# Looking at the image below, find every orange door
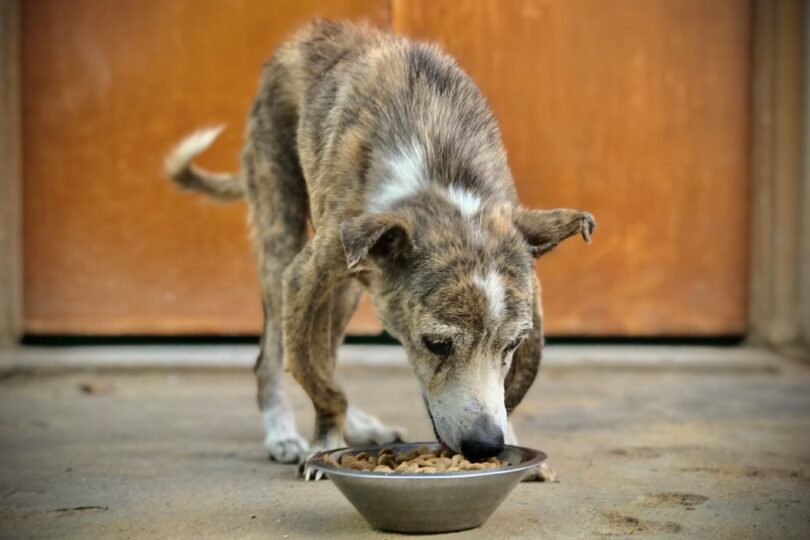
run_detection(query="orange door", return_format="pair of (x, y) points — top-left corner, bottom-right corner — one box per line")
(394, 0), (751, 336)
(22, 0), (388, 335)
(23, 0), (751, 336)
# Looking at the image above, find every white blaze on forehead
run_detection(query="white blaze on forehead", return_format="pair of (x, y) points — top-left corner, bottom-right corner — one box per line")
(474, 270), (507, 321)
(365, 141), (428, 213)
(446, 185), (481, 216)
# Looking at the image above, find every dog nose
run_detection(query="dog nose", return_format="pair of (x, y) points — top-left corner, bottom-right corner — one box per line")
(460, 431), (505, 461)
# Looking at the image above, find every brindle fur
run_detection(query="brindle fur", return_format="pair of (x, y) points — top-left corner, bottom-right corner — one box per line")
(166, 20), (595, 479)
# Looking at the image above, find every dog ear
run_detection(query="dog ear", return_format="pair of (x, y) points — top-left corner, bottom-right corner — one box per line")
(339, 212), (414, 270)
(513, 207), (596, 258)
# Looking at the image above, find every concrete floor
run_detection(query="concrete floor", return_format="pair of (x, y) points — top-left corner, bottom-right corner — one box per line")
(1, 356), (809, 539)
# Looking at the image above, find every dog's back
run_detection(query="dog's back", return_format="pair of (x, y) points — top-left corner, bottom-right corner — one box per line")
(266, 20), (516, 225)
(167, 20), (515, 224)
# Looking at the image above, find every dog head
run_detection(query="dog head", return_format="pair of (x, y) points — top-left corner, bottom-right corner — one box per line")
(340, 190), (593, 459)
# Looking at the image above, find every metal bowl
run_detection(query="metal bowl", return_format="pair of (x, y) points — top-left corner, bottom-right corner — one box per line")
(310, 442), (547, 534)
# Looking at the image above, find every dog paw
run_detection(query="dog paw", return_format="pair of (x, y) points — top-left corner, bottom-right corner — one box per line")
(522, 462), (557, 482)
(580, 212), (596, 243)
(266, 436), (309, 464)
(298, 431), (347, 481)
(300, 452), (328, 482)
(345, 406), (407, 446)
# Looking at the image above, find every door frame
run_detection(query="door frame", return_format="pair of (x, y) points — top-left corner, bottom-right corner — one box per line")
(0, 0), (22, 346)
(1, 0), (808, 356)
(748, 0), (809, 358)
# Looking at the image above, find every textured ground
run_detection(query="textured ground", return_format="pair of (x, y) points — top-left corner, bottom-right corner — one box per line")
(1, 357), (809, 539)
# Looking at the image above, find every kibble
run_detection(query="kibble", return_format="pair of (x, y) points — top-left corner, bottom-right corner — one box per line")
(322, 445), (509, 473)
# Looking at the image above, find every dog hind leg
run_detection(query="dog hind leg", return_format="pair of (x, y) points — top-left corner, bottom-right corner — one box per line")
(345, 406), (406, 445)
(248, 58), (311, 464)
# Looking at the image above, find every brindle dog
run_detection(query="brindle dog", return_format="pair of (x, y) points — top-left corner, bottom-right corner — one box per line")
(166, 20), (594, 481)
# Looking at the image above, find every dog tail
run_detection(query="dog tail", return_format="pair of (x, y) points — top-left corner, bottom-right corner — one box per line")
(165, 126), (244, 201)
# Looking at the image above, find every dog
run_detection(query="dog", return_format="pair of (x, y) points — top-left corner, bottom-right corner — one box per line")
(166, 20), (594, 480)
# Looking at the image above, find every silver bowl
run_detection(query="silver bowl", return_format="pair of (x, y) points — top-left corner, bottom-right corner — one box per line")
(310, 442), (547, 534)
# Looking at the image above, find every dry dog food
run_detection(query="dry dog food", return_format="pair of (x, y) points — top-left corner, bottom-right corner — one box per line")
(322, 445), (510, 473)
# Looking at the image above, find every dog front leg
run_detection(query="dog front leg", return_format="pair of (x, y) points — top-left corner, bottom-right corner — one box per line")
(282, 239), (349, 471)
(330, 279), (406, 445)
(308, 294), (349, 450)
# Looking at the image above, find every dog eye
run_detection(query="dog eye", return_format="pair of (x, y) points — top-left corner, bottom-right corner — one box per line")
(422, 336), (453, 357)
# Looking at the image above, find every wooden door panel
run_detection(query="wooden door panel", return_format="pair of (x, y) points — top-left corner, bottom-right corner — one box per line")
(23, 0), (751, 336)
(22, 0), (386, 335)
(394, 0), (751, 335)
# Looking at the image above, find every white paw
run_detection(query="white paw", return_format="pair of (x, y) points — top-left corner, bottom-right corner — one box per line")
(505, 421), (555, 481)
(345, 406), (406, 446)
(266, 436), (309, 464)
(262, 406), (309, 464)
(522, 462), (557, 482)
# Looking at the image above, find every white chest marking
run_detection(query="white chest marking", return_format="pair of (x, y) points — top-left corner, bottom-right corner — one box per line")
(365, 141), (428, 213)
(474, 270), (507, 321)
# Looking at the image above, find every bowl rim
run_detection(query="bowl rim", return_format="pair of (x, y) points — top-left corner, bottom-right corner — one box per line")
(309, 441), (547, 480)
